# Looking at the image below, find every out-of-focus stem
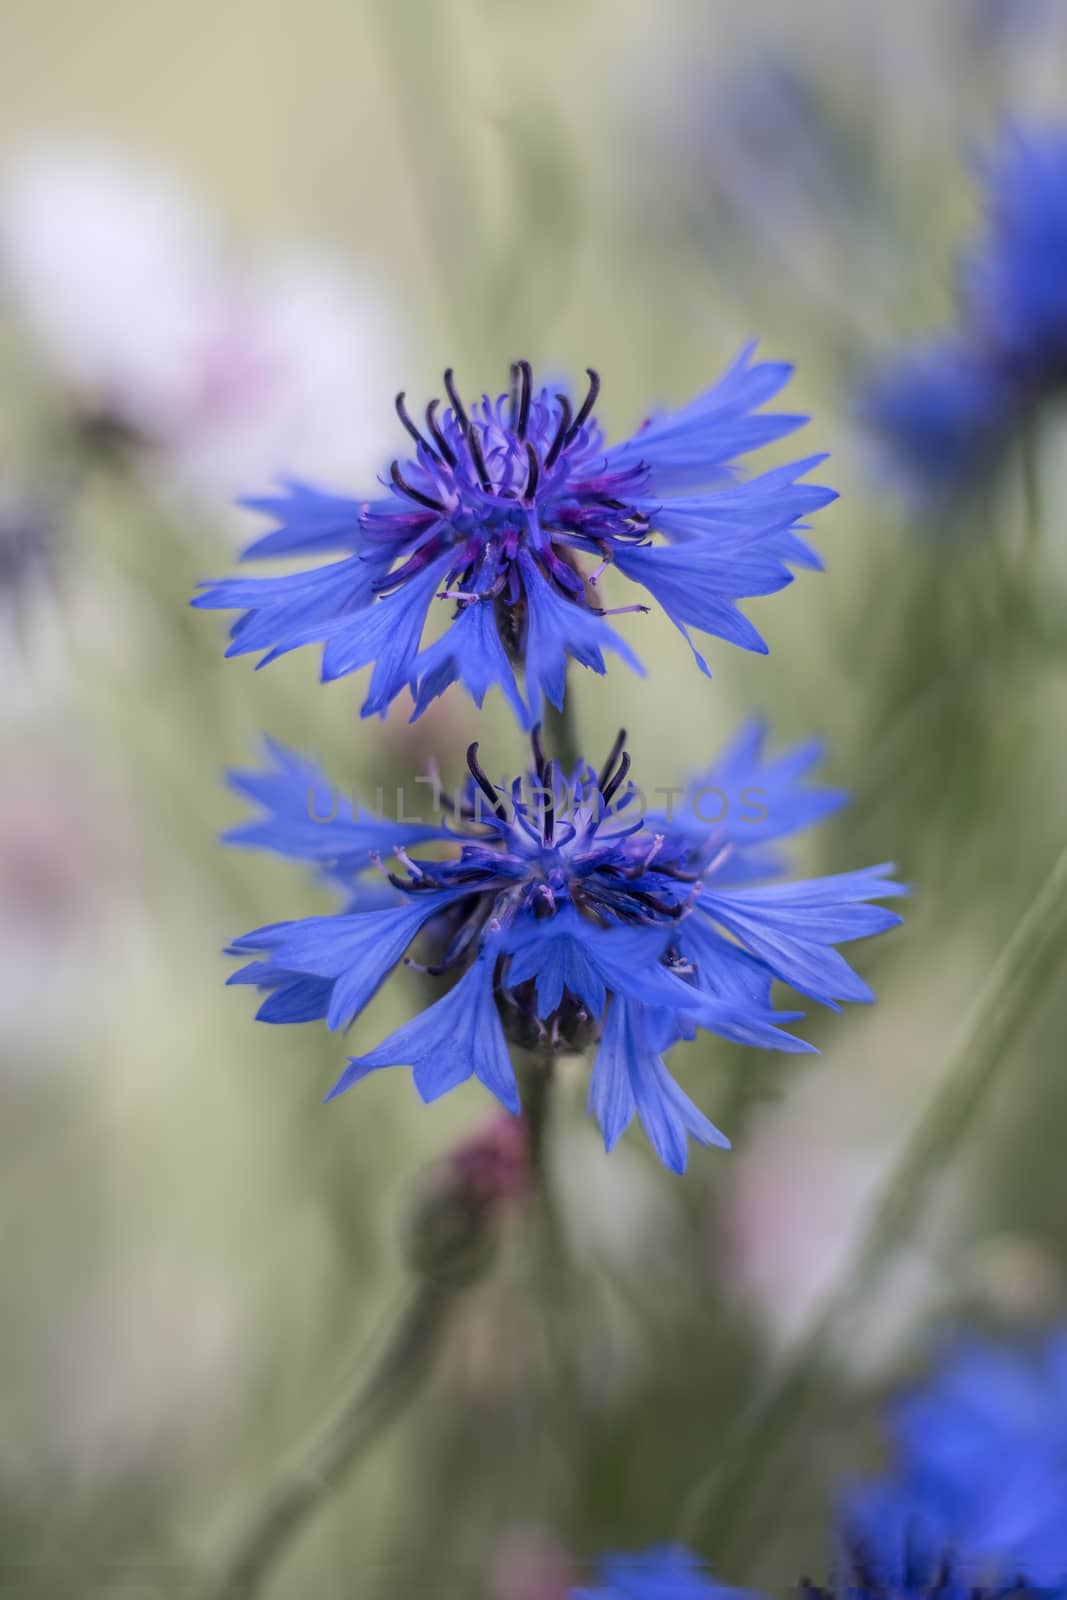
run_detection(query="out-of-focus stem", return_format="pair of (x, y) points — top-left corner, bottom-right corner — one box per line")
(202, 1281), (452, 1599)
(682, 839), (1067, 1569)
(544, 694), (582, 777)
(1021, 415), (1042, 560)
(520, 1049), (556, 1185)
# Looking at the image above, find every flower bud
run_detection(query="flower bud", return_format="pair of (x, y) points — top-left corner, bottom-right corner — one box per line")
(405, 1113), (529, 1288)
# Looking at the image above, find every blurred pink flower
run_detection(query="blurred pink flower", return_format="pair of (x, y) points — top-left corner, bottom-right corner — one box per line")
(723, 1130), (937, 1368)
(724, 1138), (879, 1348)
(0, 757), (126, 1055)
(490, 1528), (573, 1600)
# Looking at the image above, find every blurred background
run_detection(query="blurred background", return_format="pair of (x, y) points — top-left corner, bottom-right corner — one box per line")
(3, 0), (1067, 1593)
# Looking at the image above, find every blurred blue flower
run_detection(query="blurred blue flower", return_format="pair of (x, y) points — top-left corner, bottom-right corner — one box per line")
(861, 123), (1067, 508)
(962, 124), (1067, 388)
(572, 1545), (738, 1598)
(964, 0), (1062, 47)
(829, 1482), (1035, 1600)
(223, 720), (903, 1173)
(193, 353), (834, 726)
(0, 487), (58, 610)
(857, 338), (1014, 505)
(873, 1331), (1067, 1587)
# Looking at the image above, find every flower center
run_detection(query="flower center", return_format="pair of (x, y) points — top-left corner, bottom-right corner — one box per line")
(364, 363), (655, 622)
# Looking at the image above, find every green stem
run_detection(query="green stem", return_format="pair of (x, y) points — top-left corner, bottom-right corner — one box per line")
(680, 839), (1067, 1569)
(544, 694), (582, 776)
(517, 1046), (572, 1338)
(202, 1282), (452, 1599)
(520, 1049), (556, 1187)
(1021, 415), (1042, 562)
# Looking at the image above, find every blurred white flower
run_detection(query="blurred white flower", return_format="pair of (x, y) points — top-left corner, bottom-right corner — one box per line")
(1, 146), (397, 511)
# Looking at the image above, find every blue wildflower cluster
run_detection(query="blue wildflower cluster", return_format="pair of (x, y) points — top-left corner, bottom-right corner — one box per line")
(191, 344), (907, 1174)
(579, 1329), (1067, 1597)
(861, 123), (1067, 503)
(194, 351), (834, 725)
(224, 721), (903, 1173)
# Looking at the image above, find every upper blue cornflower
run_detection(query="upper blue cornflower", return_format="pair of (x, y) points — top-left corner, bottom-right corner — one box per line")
(864, 1331), (1067, 1588)
(193, 353), (835, 726)
(572, 1545), (740, 1598)
(222, 719), (903, 1173)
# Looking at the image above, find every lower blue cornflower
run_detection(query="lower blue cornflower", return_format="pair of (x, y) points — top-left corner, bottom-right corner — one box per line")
(862, 1331), (1067, 1588)
(573, 1476), (1055, 1600)
(825, 1484), (1045, 1600)
(223, 720), (904, 1173)
(574, 1330), (1067, 1599)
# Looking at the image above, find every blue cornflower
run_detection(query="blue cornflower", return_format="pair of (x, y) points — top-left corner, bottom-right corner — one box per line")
(222, 720), (903, 1173)
(822, 1484), (1040, 1600)
(860, 123), (1067, 505)
(0, 487), (57, 611)
(572, 1545), (740, 1599)
(870, 1331), (1067, 1587)
(857, 339), (1014, 506)
(962, 125), (1067, 388)
(193, 353), (835, 726)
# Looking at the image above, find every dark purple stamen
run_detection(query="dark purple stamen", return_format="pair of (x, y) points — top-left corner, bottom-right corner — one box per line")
(389, 460), (446, 512)
(508, 362), (521, 430)
(425, 398), (458, 467)
(468, 422), (494, 494)
(395, 392), (438, 462)
(597, 729), (628, 794)
(567, 367), (601, 443)
(600, 750), (631, 809)
(515, 360), (533, 441)
(544, 394), (573, 470)
(524, 441), (540, 501)
(541, 760), (558, 845)
(443, 368), (469, 433)
(443, 368), (493, 492)
(466, 741), (509, 823)
(530, 722), (548, 782)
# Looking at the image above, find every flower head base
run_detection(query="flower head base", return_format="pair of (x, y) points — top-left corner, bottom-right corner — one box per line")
(223, 720), (903, 1173)
(194, 351), (835, 725)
